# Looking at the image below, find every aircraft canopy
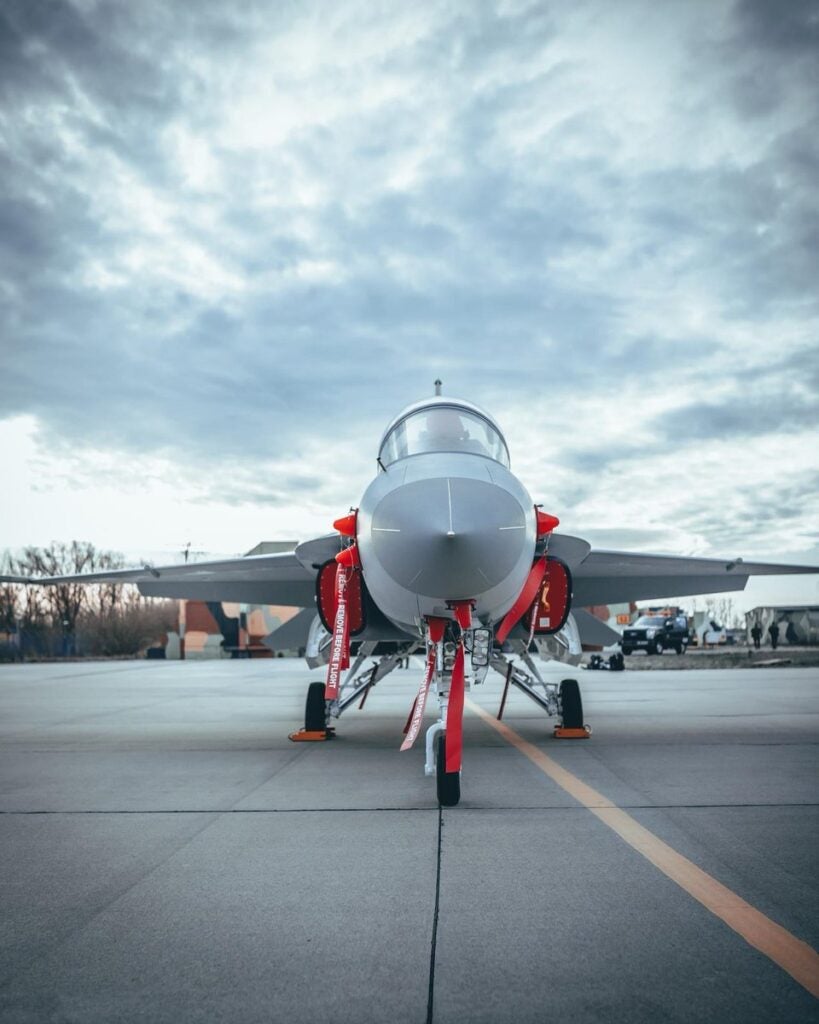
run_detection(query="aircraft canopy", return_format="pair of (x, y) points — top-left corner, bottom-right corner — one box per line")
(378, 402), (510, 468)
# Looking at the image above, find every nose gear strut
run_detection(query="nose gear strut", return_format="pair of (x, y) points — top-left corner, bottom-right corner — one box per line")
(400, 602), (475, 805)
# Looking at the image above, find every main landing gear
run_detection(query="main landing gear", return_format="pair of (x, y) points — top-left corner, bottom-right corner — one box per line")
(492, 643), (590, 738)
(290, 640), (416, 742)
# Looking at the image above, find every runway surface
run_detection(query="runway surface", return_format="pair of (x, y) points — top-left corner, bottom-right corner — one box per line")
(1, 659), (817, 1023)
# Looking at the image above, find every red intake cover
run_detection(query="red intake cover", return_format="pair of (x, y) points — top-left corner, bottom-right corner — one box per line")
(316, 560), (366, 635)
(529, 556), (572, 635)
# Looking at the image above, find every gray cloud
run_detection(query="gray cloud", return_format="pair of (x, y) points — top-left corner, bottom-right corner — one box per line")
(734, 0), (819, 56)
(672, 471), (819, 555)
(655, 392), (819, 442)
(0, 0), (817, 561)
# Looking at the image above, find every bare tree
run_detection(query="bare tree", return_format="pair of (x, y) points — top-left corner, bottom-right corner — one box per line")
(19, 541), (97, 652)
(3, 543), (173, 659)
(1, 550), (51, 656)
(92, 550), (126, 616)
(703, 596), (742, 630)
(78, 595), (177, 656)
(0, 552), (18, 633)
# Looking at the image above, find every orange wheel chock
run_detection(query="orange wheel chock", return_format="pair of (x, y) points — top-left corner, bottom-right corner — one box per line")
(553, 725), (592, 739)
(288, 729), (332, 742)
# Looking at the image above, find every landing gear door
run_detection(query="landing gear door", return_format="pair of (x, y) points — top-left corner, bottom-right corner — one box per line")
(315, 560), (367, 636)
(530, 557), (572, 635)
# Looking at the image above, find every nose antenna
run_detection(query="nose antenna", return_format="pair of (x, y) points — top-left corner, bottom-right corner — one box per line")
(434, 379), (442, 396)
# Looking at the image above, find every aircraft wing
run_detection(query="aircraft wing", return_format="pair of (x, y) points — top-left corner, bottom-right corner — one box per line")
(4, 529), (815, 613)
(571, 544), (817, 606)
(0, 550), (318, 607)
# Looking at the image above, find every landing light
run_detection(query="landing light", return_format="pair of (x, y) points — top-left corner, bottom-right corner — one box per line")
(470, 628), (491, 668)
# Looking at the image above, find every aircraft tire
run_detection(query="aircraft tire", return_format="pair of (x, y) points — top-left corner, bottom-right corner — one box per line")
(436, 732), (460, 807)
(305, 681), (327, 731)
(559, 678), (583, 729)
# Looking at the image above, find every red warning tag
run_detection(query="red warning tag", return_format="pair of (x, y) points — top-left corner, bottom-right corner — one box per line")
(400, 617), (446, 751)
(400, 646), (436, 751)
(495, 556), (547, 644)
(324, 564), (350, 701)
(445, 642), (465, 774)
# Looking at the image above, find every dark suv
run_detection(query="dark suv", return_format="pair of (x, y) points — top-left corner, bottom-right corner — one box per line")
(621, 615), (689, 656)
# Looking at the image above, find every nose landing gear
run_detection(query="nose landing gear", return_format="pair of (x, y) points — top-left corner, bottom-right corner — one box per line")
(423, 718), (461, 806)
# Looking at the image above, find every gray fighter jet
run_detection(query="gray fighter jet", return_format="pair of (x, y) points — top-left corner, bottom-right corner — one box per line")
(5, 386), (816, 805)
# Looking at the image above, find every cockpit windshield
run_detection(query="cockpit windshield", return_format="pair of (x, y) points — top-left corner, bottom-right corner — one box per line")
(379, 405), (510, 468)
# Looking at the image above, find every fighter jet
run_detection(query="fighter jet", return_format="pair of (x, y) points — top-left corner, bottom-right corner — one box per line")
(5, 385), (817, 806)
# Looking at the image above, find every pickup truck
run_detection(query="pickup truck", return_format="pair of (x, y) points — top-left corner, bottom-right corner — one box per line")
(621, 614), (690, 656)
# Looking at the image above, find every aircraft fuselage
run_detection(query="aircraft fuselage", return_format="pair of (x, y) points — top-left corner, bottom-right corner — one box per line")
(355, 398), (537, 635)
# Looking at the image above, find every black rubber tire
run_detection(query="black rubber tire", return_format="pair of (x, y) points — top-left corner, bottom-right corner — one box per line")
(675, 643), (684, 655)
(622, 646), (632, 656)
(305, 681), (327, 731)
(654, 640), (664, 655)
(436, 732), (460, 807)
(559, 678), (583, 728)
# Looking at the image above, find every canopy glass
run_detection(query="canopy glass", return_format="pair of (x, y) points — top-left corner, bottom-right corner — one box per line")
(379, 404), (510, 468)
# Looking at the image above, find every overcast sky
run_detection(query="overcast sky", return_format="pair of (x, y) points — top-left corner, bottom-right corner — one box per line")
(1, 0), (817, 612)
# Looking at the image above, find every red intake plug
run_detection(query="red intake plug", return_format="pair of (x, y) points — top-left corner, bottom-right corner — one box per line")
(536, 510), (560, 536)
(335, 544), (360, 568)
(333, 511), (358, 537)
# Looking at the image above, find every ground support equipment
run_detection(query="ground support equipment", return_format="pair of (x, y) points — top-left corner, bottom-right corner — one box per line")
(288, 728), (335, 742)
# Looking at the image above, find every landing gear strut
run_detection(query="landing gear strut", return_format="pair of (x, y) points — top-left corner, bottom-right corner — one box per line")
(293, 640), (418, 743)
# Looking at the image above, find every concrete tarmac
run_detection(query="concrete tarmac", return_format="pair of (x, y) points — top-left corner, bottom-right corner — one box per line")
(1, 659), (817, 1023)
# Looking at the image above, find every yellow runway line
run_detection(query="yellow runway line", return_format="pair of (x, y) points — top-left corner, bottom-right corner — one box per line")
(466, 697), (819, 1000)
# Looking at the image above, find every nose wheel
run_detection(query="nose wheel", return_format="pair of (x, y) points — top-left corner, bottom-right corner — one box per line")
(436, 732), (461, 807)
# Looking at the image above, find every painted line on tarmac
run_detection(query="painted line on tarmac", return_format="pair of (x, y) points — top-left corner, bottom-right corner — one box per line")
(465, 697), (819, 1000)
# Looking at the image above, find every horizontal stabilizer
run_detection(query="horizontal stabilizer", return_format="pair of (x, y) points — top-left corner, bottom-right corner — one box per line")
(572, 609), (623, 647)
(262, 608), (316, 652)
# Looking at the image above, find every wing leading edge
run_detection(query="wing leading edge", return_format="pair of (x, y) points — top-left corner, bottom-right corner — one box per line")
(3, 532), (816, 611)
(570, 543), (818, 606)
(0, 550), (318, 607)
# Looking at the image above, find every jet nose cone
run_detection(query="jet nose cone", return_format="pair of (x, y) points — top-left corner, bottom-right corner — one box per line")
(368, 477), (530, 599)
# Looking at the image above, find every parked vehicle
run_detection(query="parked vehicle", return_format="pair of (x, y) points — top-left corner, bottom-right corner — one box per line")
(621, 614), (690, 655)
(699, 620), (727, 646)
